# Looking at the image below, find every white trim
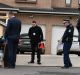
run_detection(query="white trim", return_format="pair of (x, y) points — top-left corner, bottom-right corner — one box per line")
(19, 10), (79, 15)
(0, 8), (19, 11)
(66, 0), (71, 5)
(6, 12), (9, 26)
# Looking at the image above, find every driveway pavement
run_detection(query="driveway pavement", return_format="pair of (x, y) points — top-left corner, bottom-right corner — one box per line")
(16, 54), (80, 67)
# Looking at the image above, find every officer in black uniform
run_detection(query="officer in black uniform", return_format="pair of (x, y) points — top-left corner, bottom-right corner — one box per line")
(76, 18), (80, 45)
(61, 19), (74, 68)
(28, 21), (43, 64)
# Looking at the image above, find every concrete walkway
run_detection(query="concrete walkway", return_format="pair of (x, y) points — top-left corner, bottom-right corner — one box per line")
(16, 54), (80, 67)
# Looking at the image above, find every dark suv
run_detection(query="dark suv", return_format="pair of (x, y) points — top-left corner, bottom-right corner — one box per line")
(17, 33), (45, 54)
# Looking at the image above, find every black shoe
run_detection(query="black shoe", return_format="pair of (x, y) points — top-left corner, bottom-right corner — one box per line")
(37, 62), (41, 65)
(7, 66), (15, 69)
(28, 61), (34, 64)
(4, 65), (9, 68)
(4, 66), (9, 69)
(61, 66), (69, 69)
(69, 65), (72, 67)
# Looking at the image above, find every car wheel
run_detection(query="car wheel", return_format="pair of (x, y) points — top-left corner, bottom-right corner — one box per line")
(20, 51), (24, 54)
(57, 52), (62, 55)
(17, 51), (19, 54)
(41, 49), (45, 54)
(17, 49), (20, 54)
(78, 52), (80, 56)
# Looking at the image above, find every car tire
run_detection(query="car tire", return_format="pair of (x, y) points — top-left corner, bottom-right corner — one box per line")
(17, 49), (20, 54)
(78, 52), (80, 56)
(20, 51), (24, 54)
(41, 49), (45, 54)
(17, 51), (19, 54)
(57, 52), (62, 55)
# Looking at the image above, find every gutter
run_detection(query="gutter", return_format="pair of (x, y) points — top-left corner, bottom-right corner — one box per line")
(0, 8), (19, 11)
(0, 7), (79, 15)
(19, 10), (79, 15)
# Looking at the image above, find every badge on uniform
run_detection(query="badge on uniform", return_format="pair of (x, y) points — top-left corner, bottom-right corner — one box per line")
(33, 33), (36, 36)
(68, 29), (71, 32)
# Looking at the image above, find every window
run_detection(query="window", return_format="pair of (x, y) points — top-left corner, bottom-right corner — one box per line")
(78, 0), (80, 5)
(66, 0), (72, 7)
(15, 0), (37, 3)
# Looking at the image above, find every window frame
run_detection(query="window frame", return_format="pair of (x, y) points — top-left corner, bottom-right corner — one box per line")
(65, 0), (72, 7)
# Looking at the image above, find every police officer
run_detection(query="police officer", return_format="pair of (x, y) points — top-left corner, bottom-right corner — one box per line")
(28, 21), (43, 64)
(61, 19), (74, 68)
(76, 18), (80, 46)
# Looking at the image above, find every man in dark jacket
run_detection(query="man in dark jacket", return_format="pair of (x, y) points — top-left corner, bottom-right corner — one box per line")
(4, 11), (21, 68)
(28, 21), (43, 64)
(77, 18), (80, 45)
(61, 19), (74, 69)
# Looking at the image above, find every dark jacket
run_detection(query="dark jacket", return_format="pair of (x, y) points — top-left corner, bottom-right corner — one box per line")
(4, 17), (21, 40)
(76, 18), (80, 41)
(76, 18), (80, 30)
(62, 24), (74, 43)
(28, 25), (43, 44)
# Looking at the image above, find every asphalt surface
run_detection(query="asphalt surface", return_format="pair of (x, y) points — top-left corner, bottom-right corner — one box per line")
(0, 66), (80, 75)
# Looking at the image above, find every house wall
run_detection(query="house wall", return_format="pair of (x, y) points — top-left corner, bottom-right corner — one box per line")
(0, 25), (4, 37)
(0, 0), (79, 8)
(0, 0), (51, 8)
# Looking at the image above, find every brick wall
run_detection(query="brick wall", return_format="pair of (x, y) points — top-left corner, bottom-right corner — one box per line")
(0, 0), (51, 8)
(0, 0), (79, 8)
